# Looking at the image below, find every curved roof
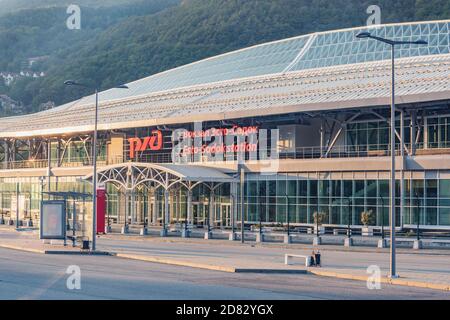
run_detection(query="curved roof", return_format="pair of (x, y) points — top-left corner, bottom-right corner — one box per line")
(1, 20), (449, 138)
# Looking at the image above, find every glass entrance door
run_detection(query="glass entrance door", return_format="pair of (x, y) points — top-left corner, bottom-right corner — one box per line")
(220, 204), (231, 227)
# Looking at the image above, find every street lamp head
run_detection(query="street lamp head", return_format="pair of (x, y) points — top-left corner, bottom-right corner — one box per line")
(356, 32), (371, 39)
(414, 40), (428, 45)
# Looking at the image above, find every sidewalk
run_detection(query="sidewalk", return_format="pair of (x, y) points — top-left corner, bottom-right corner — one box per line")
(1, 226), (450, 291)
(0, 226), (109, 255)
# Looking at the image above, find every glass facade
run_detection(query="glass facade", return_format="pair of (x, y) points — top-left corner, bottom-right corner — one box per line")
(241, 176), (450, 227)
(428, 116), (450, 149)
(345, 115), (450, 152)
(1, 174), (450, 228)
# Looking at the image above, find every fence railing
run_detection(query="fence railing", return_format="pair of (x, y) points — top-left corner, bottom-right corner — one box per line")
(2, 144), (450, 169)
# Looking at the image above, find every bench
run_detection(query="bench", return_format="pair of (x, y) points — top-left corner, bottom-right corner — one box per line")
(284, 254), (311, 267)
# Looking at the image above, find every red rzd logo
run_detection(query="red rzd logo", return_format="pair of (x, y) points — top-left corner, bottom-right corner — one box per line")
(128, 130), (163, 159)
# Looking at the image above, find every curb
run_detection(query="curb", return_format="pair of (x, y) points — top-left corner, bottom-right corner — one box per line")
(115, 253), (307, 274)
(45, 250), (113, 255)
(0, 244), (113, 256)
(0, 244), (44, 254)
(116, 253), (237, 272)
(309, 269), (450, 291)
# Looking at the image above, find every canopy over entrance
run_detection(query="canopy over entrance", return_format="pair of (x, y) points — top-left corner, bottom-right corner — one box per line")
(82, 162), (237, 191)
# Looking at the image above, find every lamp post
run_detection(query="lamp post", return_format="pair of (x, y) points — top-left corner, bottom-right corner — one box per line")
(347, 198), (352, 239)
(380, 195), (385, 241)
(64, 81), (128, 251)
(285, 194), (290, 237)
(356, 32), (427, 278)
(415, 192), (421, 241)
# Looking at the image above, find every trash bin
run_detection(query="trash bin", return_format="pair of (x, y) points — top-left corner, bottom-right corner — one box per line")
(82, 240), (90, 250)
(314, 253), (321, 267)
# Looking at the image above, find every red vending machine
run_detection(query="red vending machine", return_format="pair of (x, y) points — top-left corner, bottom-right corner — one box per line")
(96, 185), (107, 234)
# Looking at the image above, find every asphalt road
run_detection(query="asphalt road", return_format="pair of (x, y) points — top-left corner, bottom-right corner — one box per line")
(0, 248), (448, 300)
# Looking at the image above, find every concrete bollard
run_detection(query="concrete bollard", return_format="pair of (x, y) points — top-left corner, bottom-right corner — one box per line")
(181, 229), (190, 238)
(378, 239), (388, 248)
(255, 232), (264, 243)
(160, 228), (168, 237)
(25, 220), (33, 227)
(139, 228), (148, 236)
(228, 232), (236, 241)
(121, 225), (129, 234)
(344, 237), (353, 247)
(204, 231), (213, 240)
(313, 236), (322, 246)
(413, 239), (423, 250)
(284, 234), (292, 244)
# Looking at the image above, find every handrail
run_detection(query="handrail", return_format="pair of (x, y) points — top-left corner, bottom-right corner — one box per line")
(2, 144), (450, 169)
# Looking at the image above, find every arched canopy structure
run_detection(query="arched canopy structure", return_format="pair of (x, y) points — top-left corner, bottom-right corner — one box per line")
(82, 162), (236, 191)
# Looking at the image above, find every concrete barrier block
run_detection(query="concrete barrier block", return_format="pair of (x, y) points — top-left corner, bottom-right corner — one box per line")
(139, 228), (148, 236)
(344, 237), (353, 247)
(413, 239), (423, 250)
(204, 231), (213, 240)
(255, 233), (264, 243)
(160, 228), (168, 237)
(378, 239), (388, 248)
(313, 236), (322, 246)
(182, 229), (191, 238)
(228, 232), (236, 241)
(284, 234), (292, 244)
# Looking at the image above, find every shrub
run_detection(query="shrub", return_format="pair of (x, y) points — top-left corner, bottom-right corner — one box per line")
(361, 210), (375, 226)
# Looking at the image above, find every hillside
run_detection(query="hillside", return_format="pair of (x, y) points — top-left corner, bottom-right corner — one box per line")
(0, 0), (147, 15)
(0, 0), (449, 116)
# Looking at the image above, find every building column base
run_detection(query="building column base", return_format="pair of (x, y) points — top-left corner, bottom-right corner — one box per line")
(344, 238), (353, 247)
(413, 239), (423, 250)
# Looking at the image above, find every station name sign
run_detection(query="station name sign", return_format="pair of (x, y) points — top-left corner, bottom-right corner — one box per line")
(127, 126), (261, 160)
(179, 126), (259, 156)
